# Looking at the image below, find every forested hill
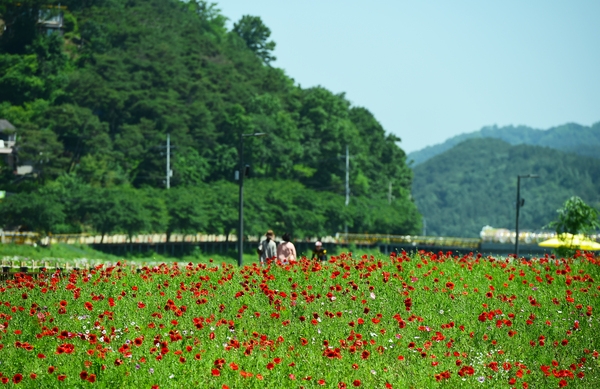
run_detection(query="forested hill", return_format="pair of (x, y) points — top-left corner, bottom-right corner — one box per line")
(408, 122), (600, 166)
(412, 138), (600, 238)
(0, 0), (421, 238)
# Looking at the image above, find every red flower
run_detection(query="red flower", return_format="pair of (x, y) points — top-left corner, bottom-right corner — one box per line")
(48, 366), (55, 374)
(29, 373), (37, 380)
(353, 380), (361, 386)
(88, 374), (96, 383)
(84, 302), (93, 311)
(80, 371), (88, 380)
(211, 369), (220, 376)
(12, 374), (23, 384)
(58, 375), (67, 381)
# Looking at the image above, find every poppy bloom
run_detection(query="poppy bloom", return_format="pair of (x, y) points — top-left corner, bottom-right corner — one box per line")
(84, 302), (93, 311)
(58, 375), (67, 381)
(211, 369), (220, 376)
(353, 380), (361, 386)
(13, 374), (23, 384)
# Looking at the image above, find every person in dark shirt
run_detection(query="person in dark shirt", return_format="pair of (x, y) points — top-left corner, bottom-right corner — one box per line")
(311, 241), (327, 262)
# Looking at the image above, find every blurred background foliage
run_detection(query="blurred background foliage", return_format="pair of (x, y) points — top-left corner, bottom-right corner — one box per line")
(0, 0), (420, 238)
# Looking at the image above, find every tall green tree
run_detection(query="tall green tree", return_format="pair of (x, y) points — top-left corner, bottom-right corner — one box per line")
(232, 15), (276, 64)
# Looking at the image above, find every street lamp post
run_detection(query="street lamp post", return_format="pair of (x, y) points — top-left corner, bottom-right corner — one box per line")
(515, 174), (539, 258)
(238, 132), (267, 267)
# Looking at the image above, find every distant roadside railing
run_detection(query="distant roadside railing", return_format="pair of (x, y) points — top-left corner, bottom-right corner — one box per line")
(0, 257), (168, 281)
(335, 233), (481, 249)
(1, 230), (598, 248)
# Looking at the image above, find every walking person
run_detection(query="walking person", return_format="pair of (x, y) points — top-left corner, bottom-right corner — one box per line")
(257, 230), (277, 266)
(277, 232), (296, 264)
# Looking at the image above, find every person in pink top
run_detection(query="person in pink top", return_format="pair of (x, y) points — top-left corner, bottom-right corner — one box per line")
(277, 232), (296, 264)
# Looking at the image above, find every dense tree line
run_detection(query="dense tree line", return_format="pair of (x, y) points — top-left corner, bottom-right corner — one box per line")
(412, 138), (600, 237)
(0, 175), (420, 239)
(0, 0), (421, 237)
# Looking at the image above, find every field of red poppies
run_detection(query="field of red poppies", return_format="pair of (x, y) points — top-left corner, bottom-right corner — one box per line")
(0, 250), (598, 388)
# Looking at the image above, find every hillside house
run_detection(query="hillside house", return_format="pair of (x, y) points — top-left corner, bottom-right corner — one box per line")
(0, 119), (33, 175)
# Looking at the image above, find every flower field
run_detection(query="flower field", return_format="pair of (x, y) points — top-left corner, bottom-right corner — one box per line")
(0, 251), (599, 388)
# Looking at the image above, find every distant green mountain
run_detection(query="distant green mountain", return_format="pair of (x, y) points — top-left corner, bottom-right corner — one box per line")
(408, 122), (600, 166)
(411, 138), (600, 238)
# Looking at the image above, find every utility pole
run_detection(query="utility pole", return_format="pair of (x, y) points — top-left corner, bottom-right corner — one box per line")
(166, 133), (171, 189)
(345, 145), (350, 206)
(514, 174), (539, 258)
(388, 181), (392, 204)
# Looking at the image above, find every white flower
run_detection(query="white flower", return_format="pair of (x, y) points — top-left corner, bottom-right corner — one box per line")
(439, 310), (444, 315)
(370, 292), (376, 299)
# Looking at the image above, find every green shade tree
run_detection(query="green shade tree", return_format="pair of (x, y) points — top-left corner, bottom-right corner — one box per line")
(547, 196), (600, 235)
(0, 192), (65, 237)
(546, 196), (600, 257)
(163, 186), (208, 241)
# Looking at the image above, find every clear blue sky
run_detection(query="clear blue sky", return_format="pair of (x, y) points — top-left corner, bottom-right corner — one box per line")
(213, 0), (600, 153)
